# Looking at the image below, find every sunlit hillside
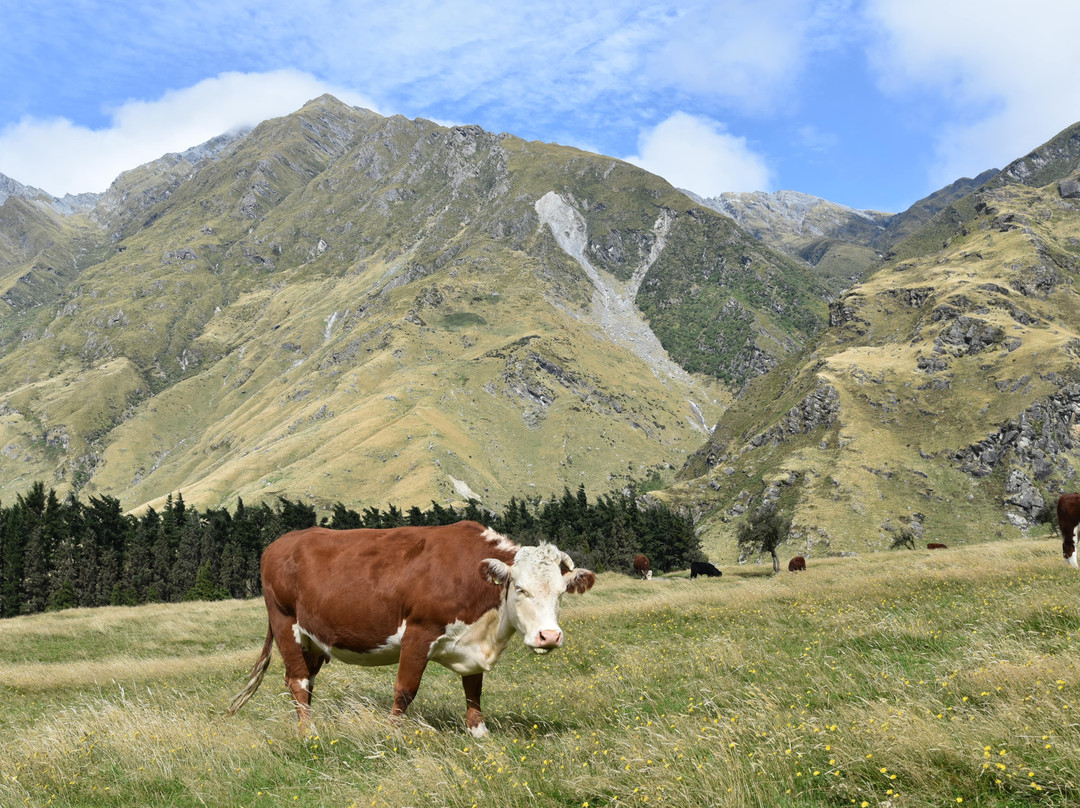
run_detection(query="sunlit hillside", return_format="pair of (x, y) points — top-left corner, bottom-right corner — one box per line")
(671, 122), (1080, 563)
(0, 96), (832, 514)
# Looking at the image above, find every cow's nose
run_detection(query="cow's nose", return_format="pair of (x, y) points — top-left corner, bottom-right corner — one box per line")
(536, 629), (563, 648)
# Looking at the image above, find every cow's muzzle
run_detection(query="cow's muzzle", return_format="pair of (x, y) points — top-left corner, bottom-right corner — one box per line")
(530, 629), (563, 653)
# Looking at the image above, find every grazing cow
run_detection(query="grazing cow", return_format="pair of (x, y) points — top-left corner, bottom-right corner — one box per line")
(690, 561), (722, 578)
(926, 543), (948, 550)
(1058, 493), (1080, 568)
(788, 556), (806, 572)
(633, 554), (652, 580)
(227, 521), (595, 737)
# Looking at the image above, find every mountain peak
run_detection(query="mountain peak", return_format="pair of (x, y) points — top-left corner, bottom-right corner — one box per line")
(0, 171), (99, 215)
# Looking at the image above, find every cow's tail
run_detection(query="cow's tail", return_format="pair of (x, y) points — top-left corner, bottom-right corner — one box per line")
(226, 624), (275, 716)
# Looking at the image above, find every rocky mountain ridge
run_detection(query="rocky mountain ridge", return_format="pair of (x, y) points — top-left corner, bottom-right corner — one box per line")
(0, 172), (99, 216)
(702, 171), (997, 296)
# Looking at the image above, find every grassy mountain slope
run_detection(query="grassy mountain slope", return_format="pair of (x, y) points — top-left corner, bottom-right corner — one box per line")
(0, 96), (829, 513)
(670, 124), (1080, 563)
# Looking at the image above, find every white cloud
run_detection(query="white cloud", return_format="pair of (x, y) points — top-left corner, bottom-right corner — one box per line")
(865, 0), (1080, 185)
(623, 112), (774, 197)
(0, 70), (376, 195)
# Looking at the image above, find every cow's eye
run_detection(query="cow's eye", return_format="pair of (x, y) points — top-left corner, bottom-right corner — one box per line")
(515, 585), (530, 597)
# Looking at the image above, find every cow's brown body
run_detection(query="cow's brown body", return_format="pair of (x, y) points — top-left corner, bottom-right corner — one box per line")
(227, 521), (593, 736)
(926, 543), (947, 550)
(788, 556), (806, 572)
(1058, 494), (1080, 568)
(633, 554), (651, 579)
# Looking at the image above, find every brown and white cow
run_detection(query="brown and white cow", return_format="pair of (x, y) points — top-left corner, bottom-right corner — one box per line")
(227, 521), (595, 736)
(787, 556), (806, 572)
(633, 554), (652, 580)
(1058, 494), (1080, 568)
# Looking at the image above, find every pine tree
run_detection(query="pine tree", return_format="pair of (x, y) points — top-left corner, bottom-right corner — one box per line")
(185, 562), (228, 601)
(20, 524), (49, 614)
(46, 578), (77, 611)
(170, 512), (203, 601)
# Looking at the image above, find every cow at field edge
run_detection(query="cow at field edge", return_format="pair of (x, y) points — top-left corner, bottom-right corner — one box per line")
(633, 554), (652, 580)
(226, 521), (595, 736)
(1058, 494), (1080, 568)
(690, 561), (722, 578)
(926, 543), (947, 550)
(788, 556), (806, 572)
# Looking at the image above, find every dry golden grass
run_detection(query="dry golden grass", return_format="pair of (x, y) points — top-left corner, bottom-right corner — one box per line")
(3, 537), (1079, 806)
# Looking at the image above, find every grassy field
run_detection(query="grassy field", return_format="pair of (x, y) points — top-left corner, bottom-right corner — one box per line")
(2, 537), (1078, 807)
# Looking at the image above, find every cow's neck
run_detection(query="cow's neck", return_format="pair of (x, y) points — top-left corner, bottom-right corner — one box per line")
(429, 588), (515, 675)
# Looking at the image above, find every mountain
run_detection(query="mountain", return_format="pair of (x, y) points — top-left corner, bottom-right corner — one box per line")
(0, 172), (100, 216)
(0, 95), (830, 514)
(669, 121), (1080, 561)
(701, 171), (998, 296)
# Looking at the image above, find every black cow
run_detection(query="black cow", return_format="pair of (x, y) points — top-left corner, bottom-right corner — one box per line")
(690, 561), (722, 579)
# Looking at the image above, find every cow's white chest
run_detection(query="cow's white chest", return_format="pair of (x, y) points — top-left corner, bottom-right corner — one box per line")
(428, 609), (507, 675)
(293, 621), (405, 666)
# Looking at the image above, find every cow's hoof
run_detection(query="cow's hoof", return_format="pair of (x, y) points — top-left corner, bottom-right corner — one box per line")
(467, 722), (489, 738)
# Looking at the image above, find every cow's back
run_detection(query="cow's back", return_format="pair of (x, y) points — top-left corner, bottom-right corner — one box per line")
(261, 521), (516, 652)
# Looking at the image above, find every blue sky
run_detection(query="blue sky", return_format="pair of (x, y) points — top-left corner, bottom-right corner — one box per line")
(2, 0), (1079, 213)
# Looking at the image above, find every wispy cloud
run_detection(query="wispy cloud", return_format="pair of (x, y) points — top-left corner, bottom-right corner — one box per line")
(865, 0), (1080, 185)
(0, 2), (828, 195)
(7, 1), (1074, 209)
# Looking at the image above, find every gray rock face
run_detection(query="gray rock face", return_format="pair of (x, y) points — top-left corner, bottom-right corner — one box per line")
(748, 380), (841, 448)
(955, 383), (1080, 521)
(933, 316), (1002, 356)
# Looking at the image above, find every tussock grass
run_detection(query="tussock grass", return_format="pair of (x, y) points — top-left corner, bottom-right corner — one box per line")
(3, 538), (1079, 806)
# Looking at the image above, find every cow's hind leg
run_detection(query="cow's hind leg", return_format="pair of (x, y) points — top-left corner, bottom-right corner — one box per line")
(271, 615), (326, 734)
(462, 673), (488, 737)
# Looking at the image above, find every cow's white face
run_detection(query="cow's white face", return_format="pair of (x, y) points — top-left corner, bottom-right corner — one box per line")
(482, 544), (594, 653)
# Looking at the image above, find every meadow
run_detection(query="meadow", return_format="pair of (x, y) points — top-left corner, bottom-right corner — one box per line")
(1, 536), (1078, 807)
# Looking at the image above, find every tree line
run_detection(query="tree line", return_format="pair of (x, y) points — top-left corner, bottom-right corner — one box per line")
(0, 482), (701, 617)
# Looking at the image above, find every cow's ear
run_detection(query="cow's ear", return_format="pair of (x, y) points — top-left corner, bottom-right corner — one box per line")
(557, 551), (575, 573)
(480, 558), (511, 586)
(563, 568), (595, 594)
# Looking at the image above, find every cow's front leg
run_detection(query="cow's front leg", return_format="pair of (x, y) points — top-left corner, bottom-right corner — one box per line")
(462, 672), (487, 737)
(392, 625), (437, 717)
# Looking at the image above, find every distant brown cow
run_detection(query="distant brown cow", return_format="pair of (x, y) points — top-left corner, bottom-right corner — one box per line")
(1058, 494), (1080, 568)
(633, 554), (652, 580)
(227, 520), (595, 736)
(926, 543), (947, 550)
(788, 556), (806, 572)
